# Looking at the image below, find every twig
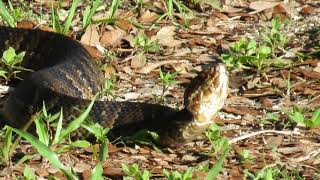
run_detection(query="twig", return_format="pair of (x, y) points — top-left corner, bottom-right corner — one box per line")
(229, 130), (301, 144)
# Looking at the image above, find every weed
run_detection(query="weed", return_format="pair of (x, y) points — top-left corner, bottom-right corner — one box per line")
(23, 166), (36, 180)
(243, 165), (304, 180)
(122, 163), (150, 180)
(134, 32), (160, 53)
(2, 96), (98, 178)
(204, 124), (230, 179)
(0, 0), (16, 27)
(158, 68), (179, 102)
(158, 0), (193, 23)
(163, 167), (193, 180)
(0, 127), (12, 166)
(262, 16), (289, 55)
(221, 37), (272, 71)
(82, 0), (102, 29)
(103, 75), (117, 100)
(51, 0), (79, 34)
(90, 163), (104, 180)
(82, 122), (110, 162)
(238, 149), (255, 163)
(221, 17), (291, 72)
(109, 0), (120, 19)
(205, 124), (229, 154)
(286, 107), (320, 128)
(0, 47), (31, 83)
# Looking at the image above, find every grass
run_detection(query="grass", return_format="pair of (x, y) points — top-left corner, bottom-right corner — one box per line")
(0, 0), (317, 179)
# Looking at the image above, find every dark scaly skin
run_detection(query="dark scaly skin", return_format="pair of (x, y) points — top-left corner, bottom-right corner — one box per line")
(0, 27), (229, 147)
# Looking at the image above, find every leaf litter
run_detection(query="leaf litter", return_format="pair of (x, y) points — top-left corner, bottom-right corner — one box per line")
(0, 0), (320, 179)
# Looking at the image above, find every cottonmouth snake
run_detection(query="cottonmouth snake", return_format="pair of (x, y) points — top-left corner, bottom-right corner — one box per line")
(0, 27), (228, 147)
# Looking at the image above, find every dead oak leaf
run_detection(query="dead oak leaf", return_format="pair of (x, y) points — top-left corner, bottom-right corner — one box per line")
(152, 26), (182, 47)
(80, 25), (100, 46)
(139, 10), (159, 23)
(100, 28), (125, 47)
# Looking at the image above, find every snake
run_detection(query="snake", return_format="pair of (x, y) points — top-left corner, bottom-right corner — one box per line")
(0, 26), (229, 147)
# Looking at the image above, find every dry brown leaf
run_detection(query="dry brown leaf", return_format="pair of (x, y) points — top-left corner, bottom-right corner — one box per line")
(131, 53), (147, 69)
(80, 25), (100, 46)
(139, 10), (159, 23)
(152, 26), (182, 47)
(266, 136), (283, 148)
(137, 60), (188, 74)
(115, 19), (133, 31)
(249, 1), (279, 12)
(100, 28), (125, 47)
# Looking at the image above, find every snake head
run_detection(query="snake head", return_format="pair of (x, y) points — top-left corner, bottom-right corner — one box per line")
(182, 63), (229, 141)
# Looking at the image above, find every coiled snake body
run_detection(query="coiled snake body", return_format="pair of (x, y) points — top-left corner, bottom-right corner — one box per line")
(0, 27), (228, 147)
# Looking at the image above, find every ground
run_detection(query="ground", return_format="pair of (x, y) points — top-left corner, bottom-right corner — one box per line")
(0, 0), (319, 179)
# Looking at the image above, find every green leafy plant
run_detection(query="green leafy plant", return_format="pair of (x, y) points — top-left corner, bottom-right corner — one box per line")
(0, 47), (31, 82)
(262, 16), (289, 54)
(103, 76), (117, 99)
(203, 124), (230, 179)
(124, 129), (161, 152)
(158, 68), (179, 102)
(205, 124), (229, 154)
(82, 0), (102, 29)
(2, 96), (98, 178)
(243, 165), (304, 180)
(134, 32), (160, 53)
(23, 166), (36, 180)
(82, 122), (110, 162)
(51, 0), (79, 34)
(238, 149), (255, 163)
(90, 163), (104, 180)
(286, 107), (320, 128)
(122, 163), (150, 180)
(163, 167), (193, 180)
(221, 37), (272, 71)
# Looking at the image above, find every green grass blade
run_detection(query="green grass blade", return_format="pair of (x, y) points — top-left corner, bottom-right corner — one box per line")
(57, 95), (97, 144)
(35, 117), (49, 146)
(62, 0), (79, 34)
(52, 109), (64, 145)
(2, 127), (12, 164)
(8, 126), (65, 169)
(205, 147), (230, 179)
(0, 0), (16, 27)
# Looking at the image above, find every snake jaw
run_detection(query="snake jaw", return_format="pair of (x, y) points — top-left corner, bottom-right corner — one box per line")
(182, 63), (229, 141)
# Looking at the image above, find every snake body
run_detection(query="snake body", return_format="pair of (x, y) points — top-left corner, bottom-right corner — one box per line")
(0, 27), (229, 147)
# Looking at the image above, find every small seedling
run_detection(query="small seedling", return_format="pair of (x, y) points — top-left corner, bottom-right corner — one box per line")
(0, 47), (31, 82)
(90, 163), (104, 180)
(23, 166), (36, 180)
(238, 149), (255, 163)
(221, 37), (272, 72)
(122, 163), (150, 180)
(286, 107), (320, 128)
(158, 68), (179, 102)
(262, 16), (289, 55)
(163, 167), (193, 180)
(103, 76), (117, 100)
(82, 122), (110, 162)
(134, 32), (160, 53)
(205, 124), (230, 154)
